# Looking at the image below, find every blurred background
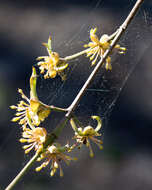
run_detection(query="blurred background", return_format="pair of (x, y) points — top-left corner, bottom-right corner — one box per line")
(0, 0), (152, 189)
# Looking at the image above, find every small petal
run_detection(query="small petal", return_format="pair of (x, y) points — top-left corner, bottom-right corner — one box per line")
(19, 138), (28, 143)
(10, 105), (17, 109)
(84, 27), (126, 69)
(54, 161), (59, 169)
(91, 116), (102, 132)
(11, 117), (21, 122)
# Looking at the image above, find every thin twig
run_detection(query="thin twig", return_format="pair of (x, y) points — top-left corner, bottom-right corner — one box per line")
(60, 49), (88, 61)
(66, 0), (144, 117)
(5, 153), (40, 190)
(50, 105), (68, 112)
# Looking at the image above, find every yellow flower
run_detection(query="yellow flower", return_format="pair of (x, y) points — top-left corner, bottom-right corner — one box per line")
(20, 126), (47, 154)
(84, 28), (126, 70)
(10, 67), (51, 129)
(37, 36), (68, 80)
(70, 116), (103, 157)
(35, 143), (77, 177)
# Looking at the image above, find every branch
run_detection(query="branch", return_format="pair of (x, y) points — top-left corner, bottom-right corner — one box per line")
(66, 0), (144, 117)
(5, 153), (40, 190)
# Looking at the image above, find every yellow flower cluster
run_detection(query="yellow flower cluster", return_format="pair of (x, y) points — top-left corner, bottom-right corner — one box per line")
(37, 37), (68, 80)
(10, 67), (51, 129)
(36, 143), (77, 177)
(70, 116), (103, 157)
(84, 28), (126, 70)
(36, 28), (126, 80)
(20, 126), (47, 154)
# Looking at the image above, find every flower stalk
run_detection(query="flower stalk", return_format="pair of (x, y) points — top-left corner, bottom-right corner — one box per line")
(5, 152), (40, 190)
(60, 49), (89, 61)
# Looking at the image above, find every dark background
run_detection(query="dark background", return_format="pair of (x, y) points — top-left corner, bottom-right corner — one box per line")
(0, 0), (152, 189)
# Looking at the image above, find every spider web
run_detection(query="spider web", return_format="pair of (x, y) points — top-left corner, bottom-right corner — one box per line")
(1, 0), (152, 188)
(36, 0), (152, 135)
(0, 0), (151, 154)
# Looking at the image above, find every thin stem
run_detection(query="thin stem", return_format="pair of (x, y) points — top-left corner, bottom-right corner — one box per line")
(42, 117), (69, 149)
(60, 49), (88, 61)
(108, 29), (119, 41)
(49, 105), (68, 112)
(70, 117), (80, 133)
(5, 152), (40, 190)
(53, 117), (70, 137)
(66, 0), (144, 117)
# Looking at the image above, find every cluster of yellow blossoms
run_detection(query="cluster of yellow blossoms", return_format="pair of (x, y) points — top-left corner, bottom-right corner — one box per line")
(11, 67), (103, 176)
(70, 116), (103, 157)
(20, 126), (47, 154)
(10, 67), (51, 130)
(37, 37), (68, 80)
(10, 27), (126, 177)
(84, 28), (126, 70)
(35, 27), (126, 80)
(36, 143), (77, 177)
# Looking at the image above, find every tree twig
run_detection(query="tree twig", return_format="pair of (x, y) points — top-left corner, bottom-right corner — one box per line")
(66, 0), (144, 117)
(5, 153), (40, 190)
